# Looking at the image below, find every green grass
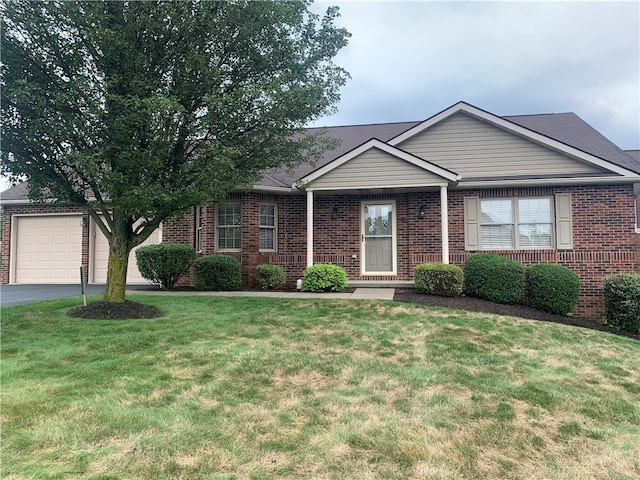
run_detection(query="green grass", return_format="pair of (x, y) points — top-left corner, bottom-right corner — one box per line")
(2, 295), (640, 479)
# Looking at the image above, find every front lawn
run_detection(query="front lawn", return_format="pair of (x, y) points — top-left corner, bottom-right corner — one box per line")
(2, 295), (639, 479)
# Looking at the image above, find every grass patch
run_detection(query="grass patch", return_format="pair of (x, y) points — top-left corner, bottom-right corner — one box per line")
(2, 295), (639, 479)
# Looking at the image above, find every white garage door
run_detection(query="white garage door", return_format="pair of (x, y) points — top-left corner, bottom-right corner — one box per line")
(91, 220), (162, 284)
(13, 215), (83, 283)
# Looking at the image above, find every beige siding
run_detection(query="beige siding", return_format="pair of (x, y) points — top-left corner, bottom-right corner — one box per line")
(310, 147), (447, 190)
(397, 113), (606, 178)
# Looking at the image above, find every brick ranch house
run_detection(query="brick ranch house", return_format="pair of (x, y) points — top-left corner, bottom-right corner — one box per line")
(2, 101), (640, 318)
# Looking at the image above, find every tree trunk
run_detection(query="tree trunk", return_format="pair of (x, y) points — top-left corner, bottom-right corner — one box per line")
(104, 246), (130, 303)
(103, 218), (133, 303)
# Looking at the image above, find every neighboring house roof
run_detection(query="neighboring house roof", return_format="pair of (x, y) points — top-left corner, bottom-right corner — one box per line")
(626, 151), (640, 200)
(0, 181), (29, 202)
(624, 150), (640, 171)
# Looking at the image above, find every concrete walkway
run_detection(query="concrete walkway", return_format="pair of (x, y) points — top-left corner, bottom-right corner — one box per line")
(1, 285), (396, 307)
(127, 287), (396, 301)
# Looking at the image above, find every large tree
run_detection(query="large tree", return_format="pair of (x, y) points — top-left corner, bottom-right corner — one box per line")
(1, 0), (349, 302)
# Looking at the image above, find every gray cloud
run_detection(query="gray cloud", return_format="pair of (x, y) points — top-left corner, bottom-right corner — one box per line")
(312, 0), (640, 149)
(2, 1), (637, 192)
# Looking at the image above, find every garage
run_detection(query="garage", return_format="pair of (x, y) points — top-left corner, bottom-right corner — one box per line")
(90, 220), (162, 284)
(12, 215), (83, 283)
(9, 214), (162, 285)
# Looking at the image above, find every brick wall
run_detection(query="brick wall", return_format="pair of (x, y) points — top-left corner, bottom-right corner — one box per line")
(442, 185), (639, 318)
(4, 183), (638, 319)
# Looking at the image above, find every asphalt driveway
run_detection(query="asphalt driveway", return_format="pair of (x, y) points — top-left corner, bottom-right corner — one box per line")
(1, 284), (147, 307)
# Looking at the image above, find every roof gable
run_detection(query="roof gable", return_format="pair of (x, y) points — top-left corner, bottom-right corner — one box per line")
(394, 111), (611, 181)
(299, 139), (460, 191)
(388, 101), (639, 179)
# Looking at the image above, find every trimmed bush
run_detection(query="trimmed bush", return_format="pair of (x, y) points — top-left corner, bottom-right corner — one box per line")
(135, 243), (195, 290)
(414, 263), (463, 297)
(464, 254), (524, 304)
(193, 255), (241, 291)
(602, 273), (640, 334)
(255, 264), (285, 290)
(301, 264), (347, 292)
(526, 263), (580, 315)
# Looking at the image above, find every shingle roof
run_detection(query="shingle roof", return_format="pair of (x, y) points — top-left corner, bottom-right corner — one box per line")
(0, 181), (29, 201)
(625, 149), (640, 167)
(2, 107), (637, 199)
(260, 121), (419, 188)
(257, 110), (639, 188)
(505, 113), (640, 174)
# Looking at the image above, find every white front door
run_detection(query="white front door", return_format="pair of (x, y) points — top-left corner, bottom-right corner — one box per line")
(361, 201), (396, 274)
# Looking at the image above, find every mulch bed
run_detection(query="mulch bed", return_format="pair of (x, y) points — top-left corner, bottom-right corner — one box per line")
(393, 289), (639, 341)
(67, 300), (163, 320)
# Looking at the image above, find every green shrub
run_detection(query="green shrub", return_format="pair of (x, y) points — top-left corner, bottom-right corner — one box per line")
(464, 254), (524, 304)
(301, 264), (347, 292)
(255, 264), (285, 290)
(525, 263), (580, 315)
(602, 273), (640, 334)
(135, 243), (195, 290)
(414, 263), (463, 297)
(193, 255), (241, 291)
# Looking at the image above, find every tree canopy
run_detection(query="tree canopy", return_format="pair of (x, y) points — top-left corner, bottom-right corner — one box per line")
(1, 0), (350, 302)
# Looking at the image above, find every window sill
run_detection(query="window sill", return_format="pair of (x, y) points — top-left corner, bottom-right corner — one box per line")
(468, 247), (556, 252)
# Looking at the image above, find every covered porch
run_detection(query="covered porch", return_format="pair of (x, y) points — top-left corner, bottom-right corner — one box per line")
(296, 139), (461, 281)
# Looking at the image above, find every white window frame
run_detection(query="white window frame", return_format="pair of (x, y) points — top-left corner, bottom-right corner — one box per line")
(479, 197), (555, 250)
(635, 194), (640, 233)
(259, 203), (277, 252)
(195, 206), (204, 253)
(216, 202), (242, 252)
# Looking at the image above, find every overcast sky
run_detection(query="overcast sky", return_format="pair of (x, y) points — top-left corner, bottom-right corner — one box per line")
(310, 0), (640, 150)
(2, 1), (638, 193)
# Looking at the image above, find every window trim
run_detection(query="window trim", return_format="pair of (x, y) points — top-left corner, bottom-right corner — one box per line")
(215, 202), (242, 252)
(635, 194), (640, 233)
(259, 202), (277, 252)
(195, 205), (204, 253)
(479, 198), (515, 249)
(464, 194), (573, 251)
(485, 197), (553, 250)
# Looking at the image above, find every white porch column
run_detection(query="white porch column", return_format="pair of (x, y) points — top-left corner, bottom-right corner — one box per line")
(306, 189), (314, 267)
(440, 185), (450, 264)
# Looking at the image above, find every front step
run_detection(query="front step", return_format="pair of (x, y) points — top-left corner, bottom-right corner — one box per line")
(348, 280), (414, 288)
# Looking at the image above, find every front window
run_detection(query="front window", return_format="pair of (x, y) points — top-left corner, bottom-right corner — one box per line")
(480, 197), (553, 249)
(259, 203), (277, 251)
(480, 199), (513, 248)
(517, 198), (552, 247)
(216, 202), (241, 251)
